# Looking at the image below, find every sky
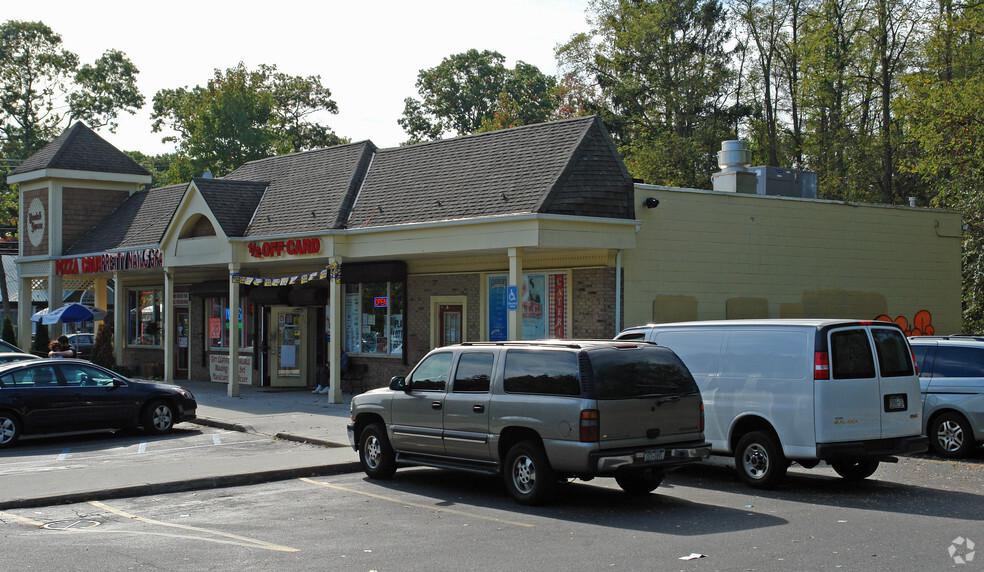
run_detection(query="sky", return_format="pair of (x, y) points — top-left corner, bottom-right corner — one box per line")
(6, 0), (593, 156)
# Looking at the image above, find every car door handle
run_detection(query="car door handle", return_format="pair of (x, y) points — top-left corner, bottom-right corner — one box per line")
(473, 404), (485, 413)
(432, 401), (442, 410)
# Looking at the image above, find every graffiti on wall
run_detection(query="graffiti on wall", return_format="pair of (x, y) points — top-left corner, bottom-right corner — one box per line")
(875, 310), (934, 336)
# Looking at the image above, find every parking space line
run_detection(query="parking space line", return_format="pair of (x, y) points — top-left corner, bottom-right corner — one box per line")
(212, 434), (222, 446)
(299, 478), (535, 528)
(0, 511), (44, 527)
(56, 449), (69, 461)
(137, 442), (147, 454)
(88, 501), (298, 552)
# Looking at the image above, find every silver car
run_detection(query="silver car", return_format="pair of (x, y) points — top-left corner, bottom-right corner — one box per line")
(909, 336), (984, 458)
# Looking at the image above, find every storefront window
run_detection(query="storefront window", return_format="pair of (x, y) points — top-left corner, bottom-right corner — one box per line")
(207, 296), (253, 350)
(128, 290), (163, 346)
(344, 281), (404, 355)
(488, 272), (568, 340)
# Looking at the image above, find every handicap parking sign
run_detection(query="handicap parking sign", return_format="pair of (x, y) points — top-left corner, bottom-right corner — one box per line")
(506, 285), (519, 310)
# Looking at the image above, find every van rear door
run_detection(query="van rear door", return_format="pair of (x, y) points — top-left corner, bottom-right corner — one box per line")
(869, 326), (922, 439)
(816, 326), (884, 443)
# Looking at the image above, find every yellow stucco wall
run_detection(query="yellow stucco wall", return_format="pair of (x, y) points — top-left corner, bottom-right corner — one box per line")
(624, 186), (964, 335)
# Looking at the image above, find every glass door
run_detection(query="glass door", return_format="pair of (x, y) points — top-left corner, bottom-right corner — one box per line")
(268, 306), (310, 387)
(175, 309), (190, 379)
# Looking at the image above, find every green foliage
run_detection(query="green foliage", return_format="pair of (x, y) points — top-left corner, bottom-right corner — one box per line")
(31, 323), (49, 354)
(151, 62), (346, 178)
(2, 315), (16, 348)
(556, 0), (739, 187)
(124, 150), (182, 188)
(399, 49), (557, 143)
(92, 321), (115, 369)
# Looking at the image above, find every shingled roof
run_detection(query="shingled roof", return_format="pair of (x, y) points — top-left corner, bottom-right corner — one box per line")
(192, 178), (268, 238)
(225, 141), (376, 237)
(65, 184), (186, 254)
(10, 122), (150, 178)
(347, 115), (634, 229)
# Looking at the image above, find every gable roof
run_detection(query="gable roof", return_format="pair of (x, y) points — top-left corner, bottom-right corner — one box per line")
(65, 184), (187, 254)
(225, 141), (376, 237)
(192, 178), (268, 238)
(347, 116), (634, 229)
(10, 122), (150, 178)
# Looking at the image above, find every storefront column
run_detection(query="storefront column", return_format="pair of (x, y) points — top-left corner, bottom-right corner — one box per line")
(227, 263), (241, 397)
(163, 268), (174, 383)
(113, 271), (124, 366)
(47, 271), (64, 338)
(92, 277), (109, 334)
(327, 256), (343, 404)
(508, 247), (523, 341)
(17, 275), (32, 350)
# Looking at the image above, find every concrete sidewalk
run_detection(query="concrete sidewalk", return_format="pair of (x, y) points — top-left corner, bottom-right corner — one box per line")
(0, 379), (363, 510)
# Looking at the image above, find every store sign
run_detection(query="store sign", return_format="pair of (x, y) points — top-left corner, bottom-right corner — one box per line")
(55, 248), (163, 276)
(247, 238), (321, 258)
(27, 198), (45, 247)
(174, 292), (190, 307)
(208, 354), (253, 384)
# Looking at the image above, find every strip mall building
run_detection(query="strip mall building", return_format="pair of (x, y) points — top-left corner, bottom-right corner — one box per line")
(10, 117), (963, 402)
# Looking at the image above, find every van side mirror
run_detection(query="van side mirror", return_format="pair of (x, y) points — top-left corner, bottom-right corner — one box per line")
(389, 376), (408, 391)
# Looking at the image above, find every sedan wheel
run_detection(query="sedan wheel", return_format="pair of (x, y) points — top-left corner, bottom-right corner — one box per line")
(0, 413), (21, 448)
(143, 400), (175, 435)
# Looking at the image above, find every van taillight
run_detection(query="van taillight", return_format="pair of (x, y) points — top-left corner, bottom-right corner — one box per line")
(814, 351), (830, 380)
(580, 409), (600, 442)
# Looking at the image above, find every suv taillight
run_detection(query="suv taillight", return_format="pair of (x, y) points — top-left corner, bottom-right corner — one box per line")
(580, 409), (599, 442)
(910, 346), (919, 375)
(700, 401), (705, 432)
(814, 351), (830, 380)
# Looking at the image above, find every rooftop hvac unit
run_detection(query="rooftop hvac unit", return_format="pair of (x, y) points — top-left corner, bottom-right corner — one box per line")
(750, 166), (817, 199)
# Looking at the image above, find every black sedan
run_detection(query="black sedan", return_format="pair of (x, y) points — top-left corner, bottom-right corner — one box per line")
(0, 359), (197, 448)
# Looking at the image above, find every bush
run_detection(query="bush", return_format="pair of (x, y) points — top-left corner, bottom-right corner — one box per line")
(2, 316), (17, 348)
(32, 324), (50, 355)
(92, 322), (115, 368)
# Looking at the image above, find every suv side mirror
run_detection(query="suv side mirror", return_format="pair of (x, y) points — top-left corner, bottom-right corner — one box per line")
(389, 376), (409, 391)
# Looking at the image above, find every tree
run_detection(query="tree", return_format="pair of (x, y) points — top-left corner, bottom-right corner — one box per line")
(151, 62), (346, 179)
(31, 323), (48, 355)
(557, 0), (740, 187)
(91, 321), (114, 369)
(398, 50), (558, 144)
(2, 315), (16, 348)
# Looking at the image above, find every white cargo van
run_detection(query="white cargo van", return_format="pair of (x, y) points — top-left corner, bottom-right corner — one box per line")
(616, 320), (927, 488)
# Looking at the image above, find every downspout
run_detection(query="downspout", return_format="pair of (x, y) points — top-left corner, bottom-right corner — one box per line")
(615, 249), (622, 336)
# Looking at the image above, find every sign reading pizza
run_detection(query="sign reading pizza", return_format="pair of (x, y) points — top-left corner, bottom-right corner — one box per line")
(55, 248), (163, 275)
(247, 238), (321, 258)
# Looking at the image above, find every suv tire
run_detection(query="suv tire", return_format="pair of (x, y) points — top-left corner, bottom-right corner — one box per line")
(615, 468), (664, 495)
(504, 440), (556, 505)
(929, 412), (974, 458)
(359, 423), (396, 479)
(735, 431), (787, 489)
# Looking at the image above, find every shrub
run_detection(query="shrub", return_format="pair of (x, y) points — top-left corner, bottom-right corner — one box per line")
(92, 322), (115, 369)
(2, 316), (17, 348)
(32, 324), (50, 355)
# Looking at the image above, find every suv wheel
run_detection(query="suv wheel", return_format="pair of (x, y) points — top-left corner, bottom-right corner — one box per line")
(615, 468), (664, 495)
(830, 458), (879, 480)
(359, 423), (396, 479)
(504, 440), (555, 505)
(735, 431), (787, 489)
(930, 412), (974, 458)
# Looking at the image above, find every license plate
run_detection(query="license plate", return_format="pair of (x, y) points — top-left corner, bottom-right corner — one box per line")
(643, 448), (665, 462)
(886, 394), (906, 411)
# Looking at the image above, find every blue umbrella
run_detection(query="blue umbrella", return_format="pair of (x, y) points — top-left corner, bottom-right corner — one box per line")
(31, 303), (108, 325)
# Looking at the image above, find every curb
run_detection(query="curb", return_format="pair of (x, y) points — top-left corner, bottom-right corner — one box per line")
(0, 462), (363, 511)
(194, 416), (349, 449)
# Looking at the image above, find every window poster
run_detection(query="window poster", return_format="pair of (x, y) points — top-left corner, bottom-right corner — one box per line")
(345, 292), (361, 354)
(488, 276), (508, 341)
(521, 274), (545, 339)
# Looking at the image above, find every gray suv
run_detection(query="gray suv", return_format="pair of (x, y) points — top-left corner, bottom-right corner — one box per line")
(348, 340), (711, 505)
(909, 336), (984, 458)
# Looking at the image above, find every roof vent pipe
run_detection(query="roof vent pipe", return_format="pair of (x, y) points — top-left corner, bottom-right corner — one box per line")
(202, 171), (213, 179)
(712, 140), (757, 194)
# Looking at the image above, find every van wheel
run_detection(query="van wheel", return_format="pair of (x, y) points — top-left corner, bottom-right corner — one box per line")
(615, 469), (664, 495)
(930, 412), (974, 458)
(0, 412), (21, 448)
(735, 431), (787, 489)
(359, 424), (396, 479)
(830, 458), (879, 480)
(504, 440), (556, 505)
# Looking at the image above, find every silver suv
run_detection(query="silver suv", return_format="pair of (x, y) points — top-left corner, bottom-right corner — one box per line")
(909, 336), (984, 458)
(348, 340), (711, 505)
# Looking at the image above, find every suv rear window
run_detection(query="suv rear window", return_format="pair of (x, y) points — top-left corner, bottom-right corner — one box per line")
(589, 346), (699, 398)
(503, 350), (580, 396)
